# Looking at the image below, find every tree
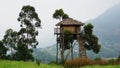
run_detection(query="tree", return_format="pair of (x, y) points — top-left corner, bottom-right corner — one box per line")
(63, 30), (73, 50)
(82, 23), (101, 55)
(58, 30), (74, 63)
(62, 14), (69, 20)
(17, 5), (41, 61)
(2, 29), (18, 59)
(14, 42), (33, 61)
(0, 41), (7, 59)
(53, 9), (69, 21)
(53, 9), (69, 63)
(64, 30), (74, 60)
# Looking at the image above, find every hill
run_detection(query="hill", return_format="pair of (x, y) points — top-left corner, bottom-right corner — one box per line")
(87, 3), (120, 58)
(89, 3), (120, 42)
(32, 47), (57, 63)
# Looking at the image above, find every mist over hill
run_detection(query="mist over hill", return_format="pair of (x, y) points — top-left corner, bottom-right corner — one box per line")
(87, 3), (120, 58)
(33, 3), (120, 63)
(89, 3), (120, 42)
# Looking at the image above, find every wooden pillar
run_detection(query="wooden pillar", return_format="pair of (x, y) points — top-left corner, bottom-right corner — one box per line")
(60, 27), (65, 62)
(56, 34), (59, 63)
(76, 27), (87, 58)
(71, 43), (73, 60)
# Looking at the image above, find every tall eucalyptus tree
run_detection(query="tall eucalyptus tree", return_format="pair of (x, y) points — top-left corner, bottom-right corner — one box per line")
(17, 5), (41, 61)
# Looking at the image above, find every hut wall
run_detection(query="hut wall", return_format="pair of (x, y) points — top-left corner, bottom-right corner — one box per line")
(61, 26), (80, 34)
(62, 26), (75, 33)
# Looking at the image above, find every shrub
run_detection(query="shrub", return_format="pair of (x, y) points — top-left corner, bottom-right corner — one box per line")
(114, 58), (120, 65)
(108, 59), (116, 65)
(94, 57), (108, 65)
(95, 59), (108, 65)
(48, 61), (58, 65)
(59, 60), (66, 65)
(36, 59), (41, 66)
(64, 58), (94, 68)
(64, 57), (112, 68)
(94, 57), (102, 61)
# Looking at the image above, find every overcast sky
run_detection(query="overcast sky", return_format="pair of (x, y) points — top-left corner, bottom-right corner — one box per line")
(0, 0), (120, 48)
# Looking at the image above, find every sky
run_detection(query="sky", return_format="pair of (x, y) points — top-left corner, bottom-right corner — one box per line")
(0, 0), (120, 48)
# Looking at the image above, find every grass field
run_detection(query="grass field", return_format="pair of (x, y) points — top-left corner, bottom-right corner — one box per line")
(82, 65), (120, 68)
(1, 60), (120, 68)
(0, 60), (62, 68)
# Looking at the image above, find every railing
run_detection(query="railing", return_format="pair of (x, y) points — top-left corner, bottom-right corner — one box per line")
(54, 28), (60, 34)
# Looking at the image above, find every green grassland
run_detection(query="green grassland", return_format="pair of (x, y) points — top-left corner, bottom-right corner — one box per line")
(1, 60), (120, 68)
(82, 65), (120, 68)
(0, 60), (62, 68)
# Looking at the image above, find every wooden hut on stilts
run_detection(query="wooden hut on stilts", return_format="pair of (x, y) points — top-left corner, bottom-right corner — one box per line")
(54, 18), (86, 63)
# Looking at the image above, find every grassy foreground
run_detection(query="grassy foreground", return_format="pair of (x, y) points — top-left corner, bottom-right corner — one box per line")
(82, 65), (120, 68)
(1, 60), (120, 68)
(0, 60), (62, 68)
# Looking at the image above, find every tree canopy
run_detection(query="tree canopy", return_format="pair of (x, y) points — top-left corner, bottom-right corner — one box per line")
(53, 9), (69, 21)
(63, 30), (74, 50)
(17, 5), (41, 61)
(3, 29), (18, 50)
(18, 5), (41, 48)
(0, 41), (8, 59)
(82, 23), (101, 54)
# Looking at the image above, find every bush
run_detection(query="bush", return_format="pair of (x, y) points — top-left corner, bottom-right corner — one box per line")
(48, 61), (57, 65)
(59, 60), (66, 65)
(36, 59), (41, 66)
(64, 57), (120, 68)
(108, 59), (116, 65)
(95, 59), (108, 65)
(64, 58), (94, 68)
(94, 57), (108, 65)
(64, 57), (111, 68)
(94, 57), (102, 61)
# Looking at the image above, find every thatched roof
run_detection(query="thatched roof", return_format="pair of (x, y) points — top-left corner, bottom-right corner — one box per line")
(55, 18), (84, 26)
